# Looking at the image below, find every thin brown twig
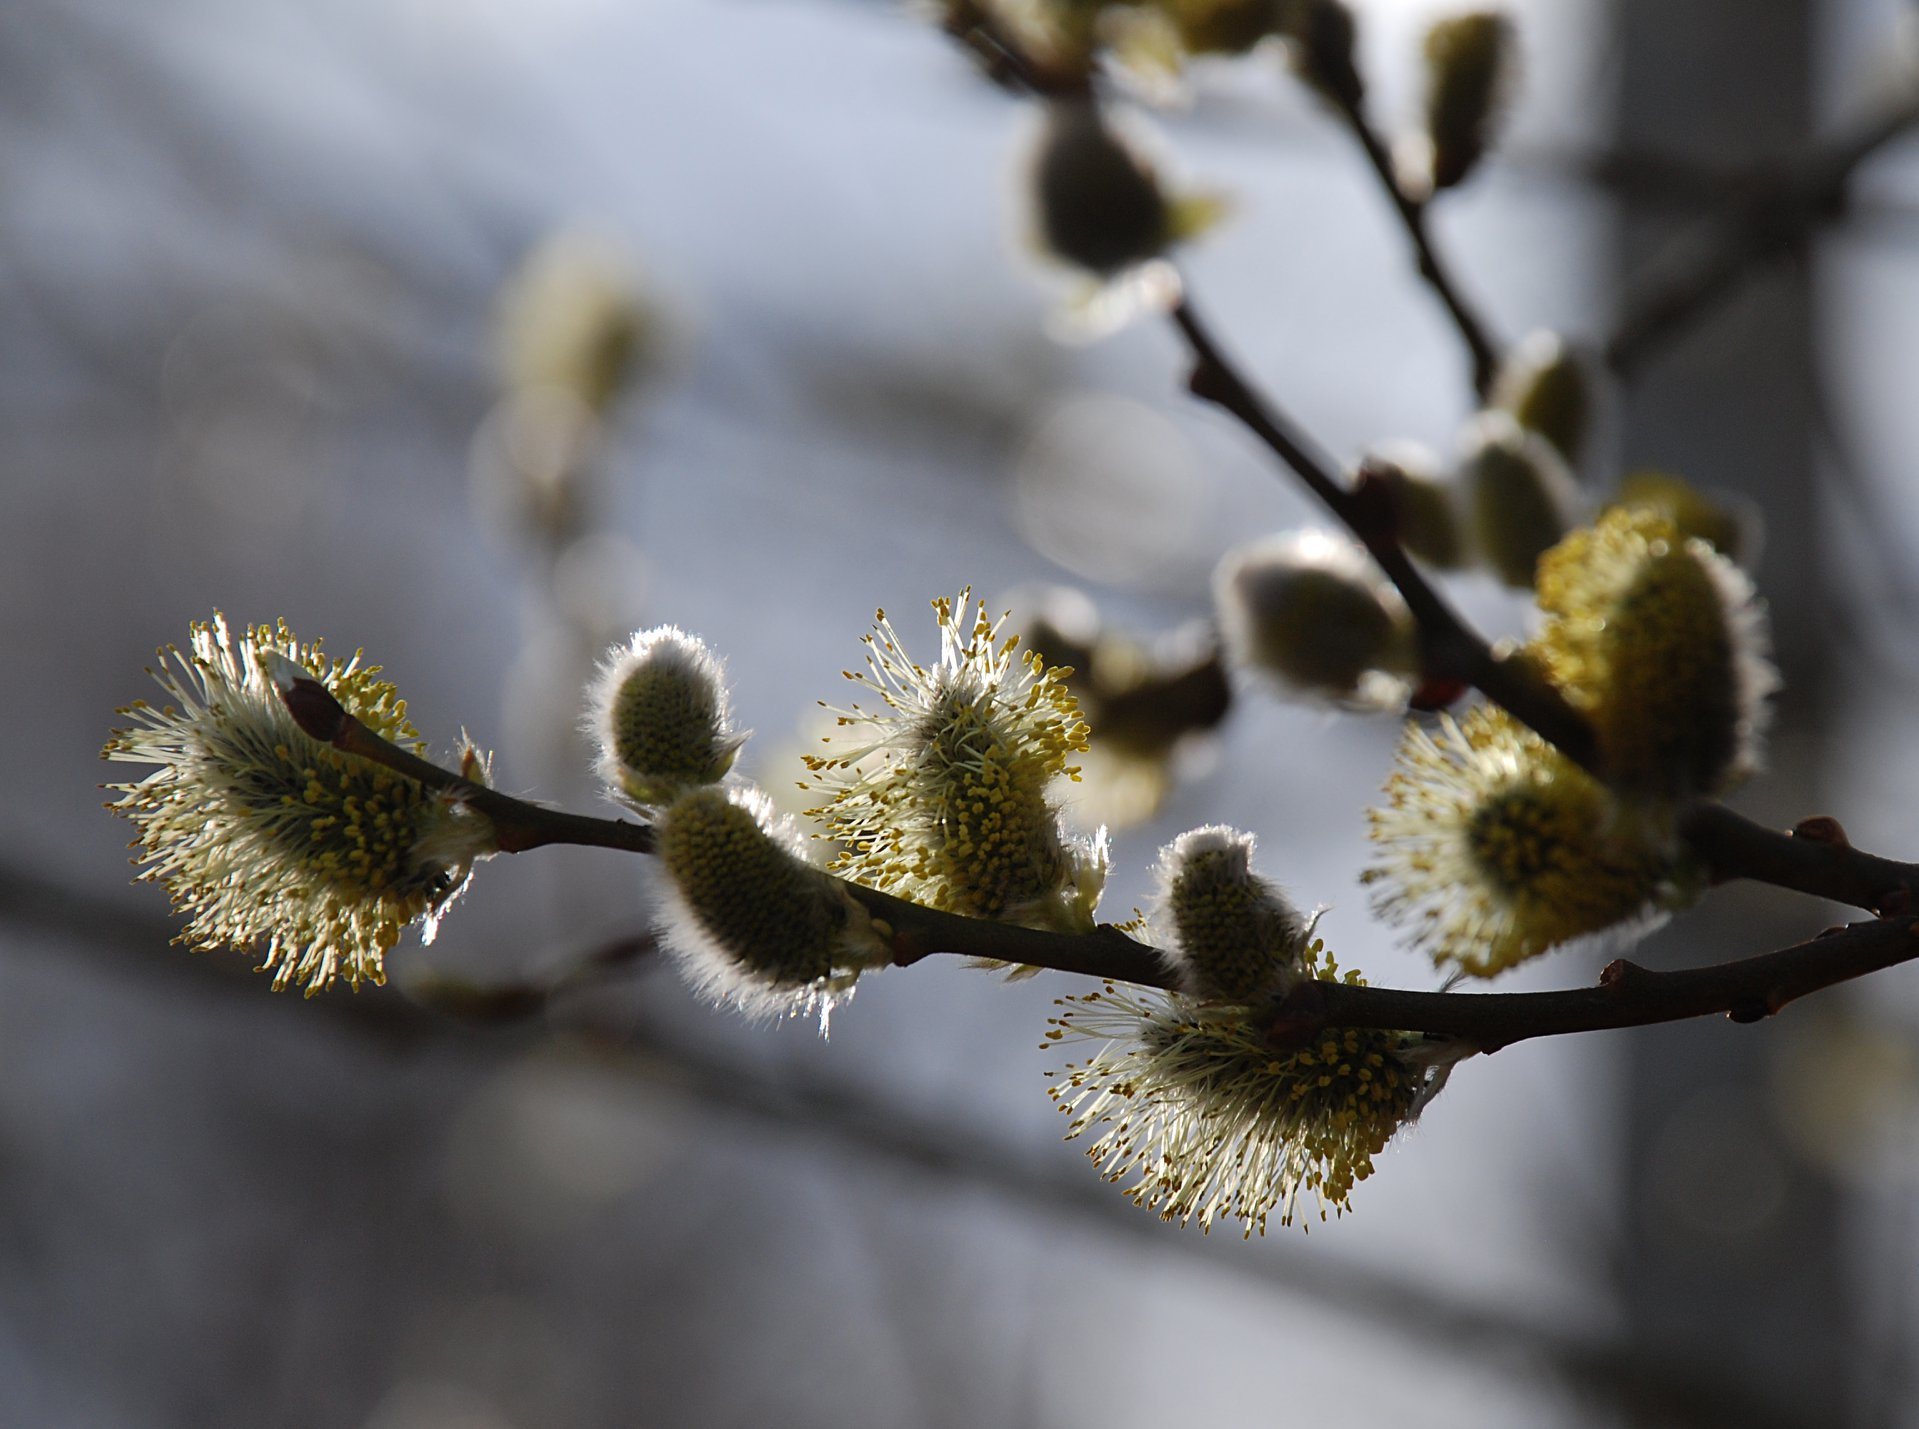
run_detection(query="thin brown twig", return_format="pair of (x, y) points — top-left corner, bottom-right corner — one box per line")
(1169, 293), (1600, 767)
(1680, 805), (1919, 916)
(276, 664), (654, 857)
(1322, 85), (1502, 397)
(276, 665), (1171, 989)
(1284, 916), (1919, 1053)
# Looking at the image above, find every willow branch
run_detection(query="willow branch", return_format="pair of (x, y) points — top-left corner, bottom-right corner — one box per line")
(275, 664), (654, 857)
(277, 665), (1170, 983)
(1606, 92), (1919, 380)
(1162, 292), (1919, 921)
(275, 661), (1919, 1047)
(1323, 86), (1501, 396)
(1169, 294), (1600, 767)
(263, 0), (1919, 1037)
(267, 665), (1919, 1037)
(1680, 806), (1919, 915)
(1281, 916), (1919, 1054)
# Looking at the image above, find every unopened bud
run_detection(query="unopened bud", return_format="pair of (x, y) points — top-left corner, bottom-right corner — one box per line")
(1420, 10), (1515, 192)
(1214, 531), (1416, 704)
(1458, 412), (1579, 588)
(1032, 101), (1171, 276)
(1490, 330), (1593, 465)
(1280, 0), (1364, 109)
(655, 786), (887, 1027)
(1173, 0), (1286, 56)
(1363, 443), (1467, 569)
(1153, 826), (1309, 1002)
(586, 626), (746, 808)
(494, 230), (652, 415)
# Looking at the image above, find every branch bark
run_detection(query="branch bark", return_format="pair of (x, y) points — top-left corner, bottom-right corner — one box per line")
(277, 665), (655, 857)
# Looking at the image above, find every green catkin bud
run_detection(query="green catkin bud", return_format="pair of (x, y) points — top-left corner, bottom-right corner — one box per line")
(1153, 826), (1309, 1002)
(1279, 0), (1364, 109)
(1420, 10), (1515, 192)
(1533, 507), (1778, 801)
(1033, 100), (1171, 276)
(655, 786), (887, 1028)
(1167, 0), (1286, 56)
(494, 230), (651, 416)
(1213, 531), (1416, 705)
(1490, 330), (1593, 466)
(1458, 412), (1580, 588)
(1363, 705), (1676, 978)
(1363, 444), (1468, 569)
(586, 626), (746, 809)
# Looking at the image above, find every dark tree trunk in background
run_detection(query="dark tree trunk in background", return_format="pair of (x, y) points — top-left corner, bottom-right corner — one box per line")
(1609, 2), (1854, 1423)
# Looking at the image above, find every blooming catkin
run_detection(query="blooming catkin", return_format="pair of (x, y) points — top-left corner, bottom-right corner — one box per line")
(1046, 945), (1453, 1233)
(1532, 506), (1777, 801)
(103, 614), (495, 994)
(802, 590), (1107, 935)
(1363, 705), (1674, 978)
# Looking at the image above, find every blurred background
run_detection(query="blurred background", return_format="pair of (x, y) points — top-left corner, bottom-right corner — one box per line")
(7, 0), (1919, 1424)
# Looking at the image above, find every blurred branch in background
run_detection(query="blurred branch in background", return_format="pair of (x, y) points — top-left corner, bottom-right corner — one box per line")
(0, 857), (1837, 1429)
(1606, 87), (1919, 380)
